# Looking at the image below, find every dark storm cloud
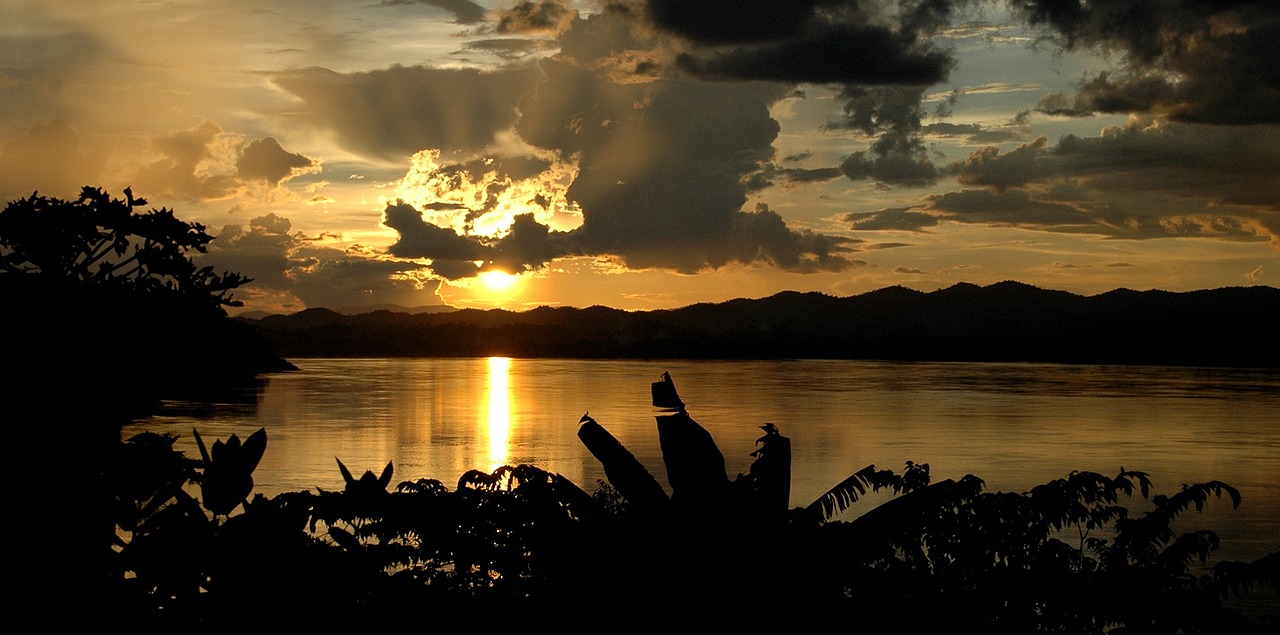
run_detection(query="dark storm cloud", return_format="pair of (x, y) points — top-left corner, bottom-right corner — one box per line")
(911, 179), (1269, 243)
(288, 248), (441, 310)
(383, 201), (495, 262)
(839, 140), (939, 187)
(515, 50), (859, 273)
(379, 7), (862, 277)
(844, 206), (941, 231)
(644, 2), (985, 191)
(378, 0), (487, 24)
(675, 23), (955, 85)
(209, 214), (297, 287)
(0, 120), (108, 202)
(646, 0), (825, 44)
(656, 0), (973, 86)
(271, 65), (541, 161)
(833, 86), (940, 187)
(237, 137), (317, 185)
(490, 212), (576, 274)
(1013, 0), (1280, 124)
(949, 120), (1280, 217)
(947, 135), (1048, 191)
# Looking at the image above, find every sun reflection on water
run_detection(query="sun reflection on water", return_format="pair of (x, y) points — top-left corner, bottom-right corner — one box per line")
(486, 356), (511, 470)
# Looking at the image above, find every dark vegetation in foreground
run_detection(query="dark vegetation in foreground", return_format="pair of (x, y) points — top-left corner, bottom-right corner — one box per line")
(4, 188), (1277, 629)
(246, 282), (1280, 368)
(109, 375), (1278, 630)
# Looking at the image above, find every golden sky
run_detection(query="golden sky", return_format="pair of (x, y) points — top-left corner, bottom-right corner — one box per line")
(4, 1), (1277, 313)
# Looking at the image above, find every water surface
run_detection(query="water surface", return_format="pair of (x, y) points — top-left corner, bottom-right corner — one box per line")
(130, 358), (1280, 564)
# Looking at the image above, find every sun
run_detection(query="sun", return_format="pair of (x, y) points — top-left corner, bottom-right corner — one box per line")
(478, 269), (520, 292)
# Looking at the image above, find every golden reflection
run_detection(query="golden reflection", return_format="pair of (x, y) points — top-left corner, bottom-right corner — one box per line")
(486, 356), (511, 469)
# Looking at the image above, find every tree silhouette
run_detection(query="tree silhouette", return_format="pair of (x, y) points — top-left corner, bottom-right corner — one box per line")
(1, 186), (291, 623)
(2, 186), (291, 420)
(0, 186), (249, 311)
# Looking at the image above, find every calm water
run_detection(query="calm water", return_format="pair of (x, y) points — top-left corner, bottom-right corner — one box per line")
(129, 358), (1280, 564)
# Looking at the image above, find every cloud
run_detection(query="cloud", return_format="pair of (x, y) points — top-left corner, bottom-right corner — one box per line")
(133, 121), (239, 200)
(941, 118), (1280, 245)
(646, 0), (825, 45)
(923, 120), (1027, 144)
(377, 8), (864, 278)
(206, 213), (443, 311)
(675, 23), (955, 85)
(493, 1), (577, 35)
(950, 119), (1280, 210)
(271, 65), (541, 161)
(514, 45), (860, 273)
(948, 135), (1049, 191)
(1013, 1), (1280, 125)
(845, 206), (940, 232)
(0, 120), (108, 202)
(131, 122), (319, 201)
(490, 212), (576, 273)
(831, 85), (943, 188)
(922, 188), (1087, 227)
(379, 0), (488, 25)
(384, 201), (496, 262)
(208, 214), (297, 287)
(237, 137), (318, 185)
(646, 2), (973, 192)
(773, 166), (845, 186)
(0, 27), (105, 123)
(462, 38), (552, 60)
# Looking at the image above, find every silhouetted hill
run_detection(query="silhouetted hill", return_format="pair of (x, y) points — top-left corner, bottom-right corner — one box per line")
(243, 282), (1280, 367)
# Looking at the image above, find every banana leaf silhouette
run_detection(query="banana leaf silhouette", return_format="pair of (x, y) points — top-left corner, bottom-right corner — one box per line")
(192, 427), (266, 516)
(577, 413), (669, 514)
(652, 374), (729, 510)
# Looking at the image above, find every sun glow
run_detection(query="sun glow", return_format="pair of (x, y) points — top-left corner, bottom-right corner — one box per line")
(486, 356), (511, 470)
(478, 269), (520, 292)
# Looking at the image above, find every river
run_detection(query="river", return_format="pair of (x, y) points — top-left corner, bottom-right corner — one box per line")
(127, 357), (1280, 566)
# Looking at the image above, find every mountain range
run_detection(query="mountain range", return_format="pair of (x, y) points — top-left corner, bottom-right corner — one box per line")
(242, 281), (1280, 368)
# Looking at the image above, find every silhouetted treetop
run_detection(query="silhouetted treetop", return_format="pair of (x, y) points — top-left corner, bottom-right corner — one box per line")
(2, 186), (291, 423)
(0, 186), (249, 311)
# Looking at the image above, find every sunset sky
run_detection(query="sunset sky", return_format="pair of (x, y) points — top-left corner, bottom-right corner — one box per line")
(4, 1), (1277, 313)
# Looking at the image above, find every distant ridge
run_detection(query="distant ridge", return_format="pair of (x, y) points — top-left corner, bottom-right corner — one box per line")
(242, 282), (1280, 368)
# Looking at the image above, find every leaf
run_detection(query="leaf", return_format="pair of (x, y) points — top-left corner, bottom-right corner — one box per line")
(803, 464), (877, 522)
(192, 427), (211, 464)
(376, 461), (394, 489)
(336, 458), (355, 485)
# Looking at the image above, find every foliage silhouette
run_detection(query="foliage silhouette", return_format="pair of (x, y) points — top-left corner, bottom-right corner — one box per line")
(0, 187), (249, 309)
(93, 373), (1279, 630)
(1, 187), (293, 621)
(1, 186), (293, 420)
